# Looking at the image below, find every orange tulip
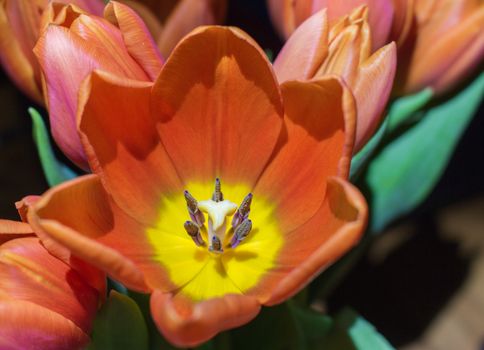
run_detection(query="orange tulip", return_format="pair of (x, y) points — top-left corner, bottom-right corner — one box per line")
(28, 26), (367, 346)
(274, 7), (396, 152)
(0, 215), (104, 350)
(397, 0), (484, 95)
(0, 0), (104, 104)
(267, 0), (412, 52)
(120, 0), (227, 57)
(34, 1), (163, 171)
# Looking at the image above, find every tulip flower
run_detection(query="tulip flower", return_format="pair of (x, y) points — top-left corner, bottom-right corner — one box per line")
(28, 26), (367, 346)
(34, 1), (163, 171)
(0, 218), (104, 350)
(120, 0), (227, 57)
(267, 0), (412, 52)
(397, 0), (484, 95)
(274, 7), (396, 152)
(0, 0), (104, 104)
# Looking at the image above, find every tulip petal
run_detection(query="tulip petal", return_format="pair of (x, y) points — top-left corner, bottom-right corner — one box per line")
(0, 237), (99, 332)
(78, 70), (182, 224)
(29, 175), (155, 292)
(266, 0), (295, 38)
(121, 0), (164, 39)
(352, 42), (396, 152)
(158, 0), (227, 57)
(69, 14), (150, 80)
(105, 1), (164, 81)
(405, 6), (484, 94)
(262, 177), (367, 305)
(15, 195), (107, 298)
(34, 25), (142, 170)
(255, 76), (356, 232)
(0, 300), (89, 350)
(152, 26), (283, 187)
(390, 0), (414, 46)
(0, 219), (33, 244)
(320, 0), (394, 51)
(0, 0), (43, 103)
(150, 291), (260, 347)
(274, 9), (329, 83)
(71, 0), (104, 15)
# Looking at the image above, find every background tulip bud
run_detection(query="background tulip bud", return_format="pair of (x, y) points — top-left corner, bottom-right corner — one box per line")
(0, 224), (103, 350)
(0, 0), (104, 104)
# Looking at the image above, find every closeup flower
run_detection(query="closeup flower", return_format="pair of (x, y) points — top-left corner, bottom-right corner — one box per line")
(34, 1), (163, 171)
(273, 7), (396, 152)
(397, 0), (484, 95)
(120, 0), (227, 57)
(0, 217), (104, 350)
(28, 26), (367, 346)
(0, 0), (104, 104)
(267, 0), (413, 52)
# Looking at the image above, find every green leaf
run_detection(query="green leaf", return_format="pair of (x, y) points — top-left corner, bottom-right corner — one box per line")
(365, 73), (484, 232)
(323, 308), (394, 350)
(86, 291), (149, 350)
(29, 107), (77, 186)
(350, 118), (388, 180)
(386, 88), (433, 133)
(230, 302), (332, 350)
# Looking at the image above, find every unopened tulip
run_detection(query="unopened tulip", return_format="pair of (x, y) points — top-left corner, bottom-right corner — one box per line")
(397, 0), (484, 95)
(0, 218), (104, 350)
(121, 0), (227, 57)
(34, 1), (163, 171)
(274, 7), (397, 152)
(29, 26), (368, 346)
(0, 0), (104, 103)
(267, 0), (411, 52)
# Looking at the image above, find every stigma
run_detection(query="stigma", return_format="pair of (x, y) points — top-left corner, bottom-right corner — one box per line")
(183, 178), (253, 253)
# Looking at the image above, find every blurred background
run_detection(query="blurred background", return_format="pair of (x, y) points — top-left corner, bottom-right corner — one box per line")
(0, 0), (483, 349)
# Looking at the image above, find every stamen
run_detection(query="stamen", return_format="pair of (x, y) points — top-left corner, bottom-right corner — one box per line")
(232, 193), (253, 228)
(212, 178), (224, 202)
(230, 219), (252, 248)
(209, 235), (223, 253)
(184, 190), (205, 226)
(184, 221), (205, 247)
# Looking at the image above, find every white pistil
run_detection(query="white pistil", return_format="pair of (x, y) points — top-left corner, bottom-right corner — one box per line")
(198, 199), (237, 250)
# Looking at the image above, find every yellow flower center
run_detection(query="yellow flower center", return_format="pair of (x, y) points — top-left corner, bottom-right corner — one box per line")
(146, 178), (283, 301)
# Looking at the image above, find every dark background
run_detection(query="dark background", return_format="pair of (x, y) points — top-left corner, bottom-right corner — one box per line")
(0, 0), (482, 347)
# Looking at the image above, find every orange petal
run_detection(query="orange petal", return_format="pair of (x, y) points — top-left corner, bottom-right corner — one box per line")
(390, 0), (414, 47)
(29, 175), (152, 292)
(14, 195), (39, 223)
(116, 0), (163, 40)
(16, 195), (106, 297)
(0, 219), (33, 244)
(320, 0), (394, 51)
(273, 9), (329, 83)
(263, 177), (367, 305)
(78, 70), (182, 224)
(315, 11), (369, 84)
(255, 76), (356, 232)
(104, 1), (164, 81)
(158, 0), (227, 57)
(69, 14), (150, 80)
(71, 0), (104, 15)
(150, 290), (260, 347)
(0, 0), (43, 103)
(266, 0), (295, 38)
(152, 26), (284, 187)
(0, 237), (99, 333)
(0, 300), (89, 350)
(352, 42), (396, 152)
(33, 24), (141, 170)
(404, 5), (484, 94)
